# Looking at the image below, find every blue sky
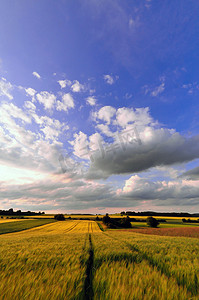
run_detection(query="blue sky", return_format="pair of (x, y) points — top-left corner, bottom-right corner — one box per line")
(0, 0), (199, 213)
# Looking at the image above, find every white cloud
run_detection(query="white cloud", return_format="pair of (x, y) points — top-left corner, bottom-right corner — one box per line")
(116, 107), (153, 128)
(29, 114), (68, 141)
(66, 105), (199, 180)
(56, 93), (75, 112)
(32, 71), (41, 79)
(1, 102), (31, 124)
(151, 82), (165, 97)
(0, 78), (13, 100)
(24, 101), (36, 113)
(25, 87), (36, 102)
(71, 80), (84, 92)
(25, 87), (36, 97)
(58, 79), (72, 89)
(36, 91), (56, 110)
(97, 124), (114, 137)
(86, 96), (96, 106)
(94, 106), (116, 124)
(0, 104), (64, 174)
(89, 132), (103, 152)
(69, 131), (88, 158)
(41, 126), (60, 141)
(118, 174), (199, 204)
(103, 74), (118, 85)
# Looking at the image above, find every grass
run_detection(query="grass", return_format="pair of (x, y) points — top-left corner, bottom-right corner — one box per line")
(0, 219), (56, 235)
(96, 222), (104, 231)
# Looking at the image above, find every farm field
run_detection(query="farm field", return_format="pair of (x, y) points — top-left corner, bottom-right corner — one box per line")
(92, 232), (199, 299)
(0, 219), (56, 235)
(123, 226), (199, 238)
(0, 219), (29, 223)
(0, 220), (198, 299)
(0, 220), (99, 300)
(130, 221), (199, 228)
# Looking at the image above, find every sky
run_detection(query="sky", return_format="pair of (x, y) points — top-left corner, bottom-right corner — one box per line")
(0, 0), (199, 214)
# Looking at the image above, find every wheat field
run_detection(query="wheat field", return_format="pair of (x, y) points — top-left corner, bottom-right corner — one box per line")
(0, 220), (198, 299)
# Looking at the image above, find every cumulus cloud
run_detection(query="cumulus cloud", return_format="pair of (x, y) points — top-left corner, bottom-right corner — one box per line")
(0, 122), (63, 173)
(69, 131), (88, 158)
(36, 91), (56, 110)
(93, 106), (116, 124)
(25, 88), (36, 99)
(117, 174), (199, 205)
(39, 117), (62, 141)
(58, 79), (72, 89)
(56, 93), (75, 112)
(0, 78), (13, 100)
(71, 80), (84, 92)
(87, 128), (199, 178)
(68, 131), (103, 167)
(86, 96), (96, 106)
(97, 124), (114, 137)
(31, 114), (68, 141)
(66, 106), (199, 179)
(0, 100), (68, 176)
(32, 71), (41, 79)
(116, 107), (153, 128)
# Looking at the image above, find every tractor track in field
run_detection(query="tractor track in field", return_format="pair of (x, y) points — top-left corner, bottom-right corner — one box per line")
(90, 222), (93, 233)
(102, 232), (198, 297)
(64, 221), (81, 233)
(83, 233), (94, 300)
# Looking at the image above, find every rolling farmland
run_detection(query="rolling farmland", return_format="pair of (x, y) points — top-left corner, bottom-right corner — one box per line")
(0, 220), (198, 299)
(0, 219), (56, 235)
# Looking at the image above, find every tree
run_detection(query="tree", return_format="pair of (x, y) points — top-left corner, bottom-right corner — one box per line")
(146, 216), (159, 228)
(54, 214), (65, 221)
(102, 213), (111, 224)
(8, 208), (13, 215)
(120, 216), (132, 228)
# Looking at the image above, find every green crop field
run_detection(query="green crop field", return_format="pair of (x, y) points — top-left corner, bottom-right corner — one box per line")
(0, 219), (56, 235)
(0, 220), (198, 299)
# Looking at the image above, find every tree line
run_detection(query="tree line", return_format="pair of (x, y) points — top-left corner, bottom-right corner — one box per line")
(0, 208), (45, 216)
